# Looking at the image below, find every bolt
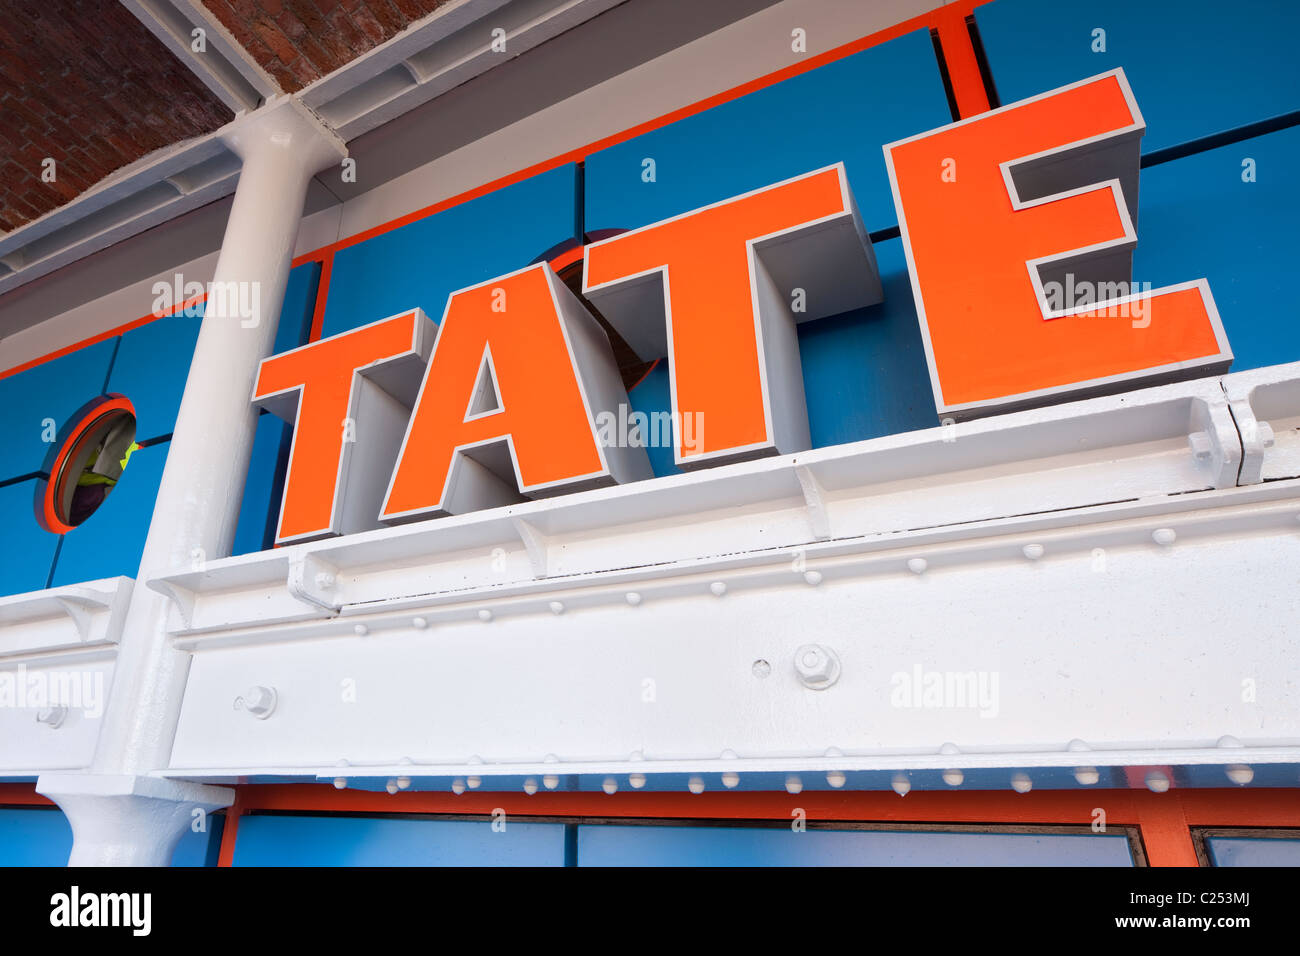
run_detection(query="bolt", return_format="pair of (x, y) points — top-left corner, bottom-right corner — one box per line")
(235, 685), (276, 719)
(793, 643), (841, 689)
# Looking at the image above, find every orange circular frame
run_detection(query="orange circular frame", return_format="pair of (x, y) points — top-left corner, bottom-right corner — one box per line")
(36, 394), (137, 535)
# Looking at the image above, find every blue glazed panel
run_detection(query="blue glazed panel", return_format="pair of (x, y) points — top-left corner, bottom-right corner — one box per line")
(583, 29), (952, 235)
(231, 814), (567, 866)
(0, 808), (73, 866)
(0, 479), (59, 595)
(232, 412), (290, 556)
(0, 339), (118, 482)
(1207, 836), (1300, 866)
(321, 165), (579, 338)
(577, 824), (1135, 866)
(171, 815), (225, 867)
(1134, 124), (1300, 372)
(274, 260), (321, 354)
(106, 311), (202, 443)
(799, 237), (937, 445)
(50, 440), (168, 586)
(626, 237), (936, 479)
(233, 261), (321, 556)
(974, 0), (1300, 155)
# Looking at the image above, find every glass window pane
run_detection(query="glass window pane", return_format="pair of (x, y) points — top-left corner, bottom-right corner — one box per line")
(232, 814), (568, 866)
(576, 825), (1135, 866)
(1207, 837), (1300, 867)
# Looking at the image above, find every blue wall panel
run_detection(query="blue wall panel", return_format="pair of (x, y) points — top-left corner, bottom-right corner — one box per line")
(0, 479), (60, 595)
(233, 412), (290, 556)
(0, 339), (118, 482)
(0, 807), (221, 867)
(627, 236), (937, 480)
(974, 0), (1300, 155)
(50, 441), (168, 586)
(1207, 836), (1300, 866)
(1134, 124), (1300, 372)
(577, 824), (1135, 866)
(233, 260), (320, 556)
(321, 165), (579, 338)
(0, 808), (73, 866)
(106, 311), (202, 443)
(583, 29), (951, 235)
(232, 814), (567, 866)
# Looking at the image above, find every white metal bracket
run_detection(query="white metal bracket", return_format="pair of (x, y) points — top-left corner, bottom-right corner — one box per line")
(1187, 392), (1241, 489)
(287, 553), (342, 612)
(794, 465), (833, 540)
(511, 518), (550, 579)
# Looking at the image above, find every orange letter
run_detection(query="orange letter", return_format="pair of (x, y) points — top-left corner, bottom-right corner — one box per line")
(381, 263), (650, 523)
(884, 69), (1230, 417)
(583, 164), (881, 468)
(253, 310), (433, 544)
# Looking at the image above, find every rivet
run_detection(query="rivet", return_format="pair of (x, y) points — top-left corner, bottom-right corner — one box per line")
(412, 617), (428, 629)
(543, 774), (560, 790)
(333, 777), (347, 790)
(626, 592), (642, 606)
(386, 779), (398, 794)
(628, 772), (646, 789)
(1074, 767), (1100, 786)
(1022, 543), (1044, 560)
(907, 557), (928, 575)
(1226, 764), (1254, 786)
(523, 778), (538, 795)
(549, 601), (564, 615)
(451, 779), (466, 795)
(722, 771), (740, 789)
(827, 770), (846, 789)
(353, 624), (369, 636)
(1152, 528), (1177, 547)
(477, 609), (493, 622)
(803, 570), (823, 586)
(1067, 738), (1091, 753)
(710, 581), (727, 597)
(1011, 772), (1032, 794)
(396, 776), (410, 790)
(1216, 735), (1244, 749)
(942, 768), (964, 787)
(751, 659), (772, 678)
(687, 776), (705, 794)
(602, 777), (618, 795)
(785, 775), (803, 795)
(466, 775), (481, 789)
(939, 742), (960, 756)
(1145, 770), (1170, 793)
(891, 773), (911, 796)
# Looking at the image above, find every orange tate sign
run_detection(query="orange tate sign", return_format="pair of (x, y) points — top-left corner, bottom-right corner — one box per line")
(884, 69), (1229, 416)
(255, 68), (1228, 543)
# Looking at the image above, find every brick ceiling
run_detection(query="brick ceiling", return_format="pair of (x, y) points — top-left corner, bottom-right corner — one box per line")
(0, 1), (233, 232)
(203, 0), (452, 92)
(0, 0), (453, 235)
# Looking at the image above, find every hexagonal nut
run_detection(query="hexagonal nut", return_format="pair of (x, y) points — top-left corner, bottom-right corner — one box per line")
(793, 643), (841, 689)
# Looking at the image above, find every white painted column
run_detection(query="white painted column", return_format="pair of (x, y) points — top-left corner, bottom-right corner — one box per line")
(38, 97), (347, 866)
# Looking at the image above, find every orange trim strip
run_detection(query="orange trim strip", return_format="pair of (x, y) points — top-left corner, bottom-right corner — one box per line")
(216, 790), (243, 867)
(307, 251), (334, 343)
(933, 4), (992, 117)
(0, 783), (53, 806)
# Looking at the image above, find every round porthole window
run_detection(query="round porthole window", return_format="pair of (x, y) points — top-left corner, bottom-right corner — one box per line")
(37, 395), (138, 534)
